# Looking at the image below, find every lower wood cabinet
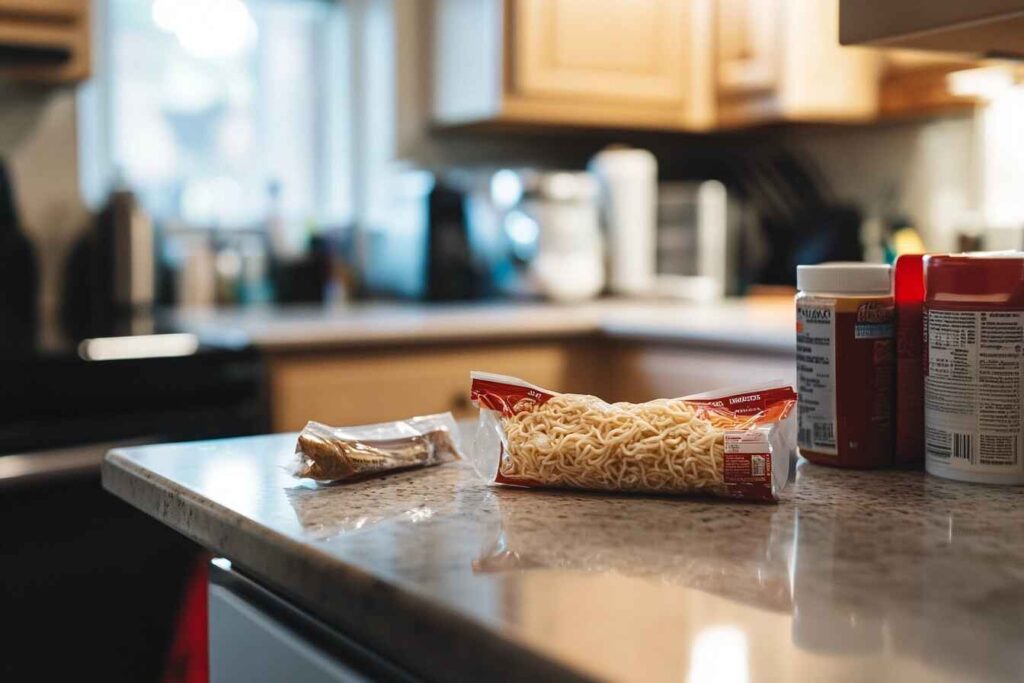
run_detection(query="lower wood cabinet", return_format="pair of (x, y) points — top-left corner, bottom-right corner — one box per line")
(267, 339), (604, 432)
(604, 342), (796, 403)
(267, 338), (795, 431)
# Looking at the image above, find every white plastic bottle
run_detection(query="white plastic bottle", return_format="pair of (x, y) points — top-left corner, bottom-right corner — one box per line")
(589, 147), (657, 296)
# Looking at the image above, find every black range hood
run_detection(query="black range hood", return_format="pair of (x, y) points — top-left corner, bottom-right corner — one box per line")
(840, 0), (1024, 60)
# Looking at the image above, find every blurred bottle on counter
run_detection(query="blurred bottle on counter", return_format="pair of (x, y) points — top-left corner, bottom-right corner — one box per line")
(266, 179), (295, 262)
(952, 213), (987, 253)
(238, 234), (273, 304)
(589, 146), (657, 296)
(263, 179), (340, 304)
(317, 227), (359, 304)
(882, 214), (926, 263)
(0, 158), (38, 351)
(173, 231), (217, 308)
(214, 240), (243, 305)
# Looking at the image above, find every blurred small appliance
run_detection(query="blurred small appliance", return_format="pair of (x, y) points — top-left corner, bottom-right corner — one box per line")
(652, 180), (742, 301)
(63, 186), (155, 338)
(426, 181), (483, 301)
(589, 147), (657, 296)
(513, 170), (604, 302)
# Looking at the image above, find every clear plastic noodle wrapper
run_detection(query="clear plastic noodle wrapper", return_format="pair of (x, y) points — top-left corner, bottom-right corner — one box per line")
(469, 372), (797, 502)
(293, 413), (462, 483)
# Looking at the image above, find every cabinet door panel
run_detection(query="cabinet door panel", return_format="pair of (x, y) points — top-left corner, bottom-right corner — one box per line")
(512, 0), (692, 104)
(717, 0), (780, 94)
(715, 0), (880, 126)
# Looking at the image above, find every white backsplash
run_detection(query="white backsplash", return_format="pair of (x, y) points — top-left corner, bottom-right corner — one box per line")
(789, 116), (978, 253)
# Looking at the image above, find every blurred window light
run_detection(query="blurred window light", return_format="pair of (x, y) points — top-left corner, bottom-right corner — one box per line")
(78, 333), (200, 361)
(152, 0), (258, 59)
(687, 625), (749, 683)
(946, 66), (1017, 101)
(83, 0), (352, 230)
(504, 210), (540, 261)
(490, 169), (523, 209)
(978, 82), (1024, 228)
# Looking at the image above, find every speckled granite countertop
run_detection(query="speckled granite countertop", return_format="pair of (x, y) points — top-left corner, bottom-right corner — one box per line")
(169, 299), (796, 354)
(103, 432), (1024, 682)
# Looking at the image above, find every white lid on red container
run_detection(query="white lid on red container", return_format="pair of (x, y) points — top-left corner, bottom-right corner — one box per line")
(797, 263), (892, 294)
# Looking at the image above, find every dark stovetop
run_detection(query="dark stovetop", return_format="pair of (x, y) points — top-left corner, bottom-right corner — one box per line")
(0, 314), (268, 455)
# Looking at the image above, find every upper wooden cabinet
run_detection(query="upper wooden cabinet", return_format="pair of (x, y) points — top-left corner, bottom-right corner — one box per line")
(433, 0), (715, 131)
(432, 0), (978, 133)
(0, 0), (91, 84)
(714, 0), (882, 127)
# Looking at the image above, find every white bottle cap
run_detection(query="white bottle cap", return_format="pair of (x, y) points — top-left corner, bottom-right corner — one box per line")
(796, 263), (892, 294)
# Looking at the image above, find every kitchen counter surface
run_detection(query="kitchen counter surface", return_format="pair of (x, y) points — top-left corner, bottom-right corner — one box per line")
(170, 299), (796, 354)
(103, 433), (1024, 682)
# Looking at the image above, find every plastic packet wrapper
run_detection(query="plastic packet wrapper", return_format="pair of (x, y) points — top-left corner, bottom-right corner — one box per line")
(469, 371), (797, 501)
(293, 413), (462, 483)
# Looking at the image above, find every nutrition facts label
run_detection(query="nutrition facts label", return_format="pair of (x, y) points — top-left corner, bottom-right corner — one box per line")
(796, 297), (837, 455)
(925, 309), (1024, 472)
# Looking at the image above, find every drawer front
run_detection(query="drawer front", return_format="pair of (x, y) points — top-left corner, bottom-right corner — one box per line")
(268, 342), (582, 431)
(610, 344), (796, 402)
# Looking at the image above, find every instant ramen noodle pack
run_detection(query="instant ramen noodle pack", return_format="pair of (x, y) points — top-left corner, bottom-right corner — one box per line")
(470, 372), (797, 502)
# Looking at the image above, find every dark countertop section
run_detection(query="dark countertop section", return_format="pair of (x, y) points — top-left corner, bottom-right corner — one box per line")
(103, 431), (1024, 682)
(169, 299), (796, 355)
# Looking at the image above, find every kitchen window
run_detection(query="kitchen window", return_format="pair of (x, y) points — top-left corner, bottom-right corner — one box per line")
(79, 0), (353, 233)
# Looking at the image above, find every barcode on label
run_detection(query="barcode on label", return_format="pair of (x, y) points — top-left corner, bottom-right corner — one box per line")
(951, 432), (974, 465)
(813, 422), (835, 445)
(750, 455), (766, 477)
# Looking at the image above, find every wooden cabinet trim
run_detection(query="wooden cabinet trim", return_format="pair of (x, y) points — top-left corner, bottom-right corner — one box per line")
(0, 0), (81, 23)
(0, 22), (77, 48)
(0, 0), (89, 83)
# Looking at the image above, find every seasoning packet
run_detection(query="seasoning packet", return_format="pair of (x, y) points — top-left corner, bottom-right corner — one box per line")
(293, 413), (462, 483)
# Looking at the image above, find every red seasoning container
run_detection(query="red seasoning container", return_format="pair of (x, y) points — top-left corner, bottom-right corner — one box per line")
(894, 254), (927, 466)
(924, 253), (1024, 484)
(796, 264), (894, 468)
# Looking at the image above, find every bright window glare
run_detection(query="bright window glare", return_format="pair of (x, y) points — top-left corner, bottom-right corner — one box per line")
(152, 0), (258, 59)
(687, 626), (749, 683)
(106, 0), (351, 229)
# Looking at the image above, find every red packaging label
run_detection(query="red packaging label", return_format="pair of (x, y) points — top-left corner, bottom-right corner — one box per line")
(470, 377), (556, 416)
(686, 386), (797, 424)
(721, 431), (775, 501)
